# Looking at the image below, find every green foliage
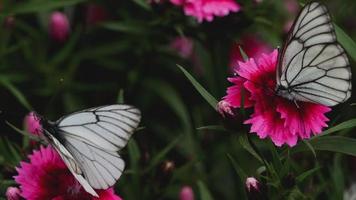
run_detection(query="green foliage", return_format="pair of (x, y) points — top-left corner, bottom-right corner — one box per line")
(1, 0), (356, 199)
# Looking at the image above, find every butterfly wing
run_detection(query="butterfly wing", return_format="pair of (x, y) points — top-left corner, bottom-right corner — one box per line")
(45, 132), (99, 197)
(54, 105), (141, 190)
(277, 2), (351, 106)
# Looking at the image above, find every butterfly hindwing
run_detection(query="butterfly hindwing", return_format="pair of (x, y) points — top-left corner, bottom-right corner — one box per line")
(277, 2), (351, 106)
(45, 132), (99, 197)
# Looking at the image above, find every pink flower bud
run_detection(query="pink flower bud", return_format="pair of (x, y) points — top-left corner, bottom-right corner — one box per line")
(6, 187), (21, 200)
(179, 186), (194, 200)
(245, 177), (260, 192)
(49, 11), (70, 42)
(24, 112), (42, 136)
(217, 100), (234, 117)
(170, 37), (194, 59)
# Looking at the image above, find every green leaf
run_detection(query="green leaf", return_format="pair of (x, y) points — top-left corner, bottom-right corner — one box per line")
(227, 154), (248, 180)
(131, 0), (151, 10)
(197, 180), (214, 200)
(335, 24), (356, 62)
(0, 79), (32, 110)
(6, 121), (41, 142)
(293, 136), (356, 156)
(317, 118), (356, 137)
(49, 29), (82, 67)
(302, 140), (316, 158)
(239, 46), (249, 61)
(117, 89), (125, 104)
(6, 0), (86, 15)
(196, 125), (227, 132)
(145, 136), (181, 172)
(0, 137), (22, 166)
(178, 65), (218, 109)
(296, 167), (321, 183)
(128, 139), (141, 168)
(101, 21), (148, 34)
(239, 134), (263, 164)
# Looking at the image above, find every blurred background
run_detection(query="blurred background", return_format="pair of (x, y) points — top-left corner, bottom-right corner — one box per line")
(1, 0), (356, 199)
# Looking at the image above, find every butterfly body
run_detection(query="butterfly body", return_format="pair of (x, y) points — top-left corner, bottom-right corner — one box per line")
(275, 1), (352, 106)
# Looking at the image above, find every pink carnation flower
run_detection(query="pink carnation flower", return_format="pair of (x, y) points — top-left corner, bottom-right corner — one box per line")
(171, 0), (240, 22)
(170, 36), (194, 59)
(14, 146), (122, 200)
(222, 50), (331, 146)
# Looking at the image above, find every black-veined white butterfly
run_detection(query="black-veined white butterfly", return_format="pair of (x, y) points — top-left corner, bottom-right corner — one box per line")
(33, 104), (141, 197)
(276, 1), (352, 106)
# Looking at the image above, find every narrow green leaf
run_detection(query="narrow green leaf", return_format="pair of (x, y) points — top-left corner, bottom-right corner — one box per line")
(7, 0), (86, 15)
(293, 136), (356, 156)
(197, 180), (214, 200)
(49, 29), (81, 67)
(128, 139), (141, 167)
(117, 89), (125, 104)
(196, 125), (226, 132)
(0, 79), (32, 110)
(239, 134), (263, 164)
(101, 21), (147, 34)
(302, 140), (316, 158)
(178, 65), (218, 109)
(268, 142), (283, 173)
(239, 46), (249, 61)
(317, 118), (356, 137)
(6, 121), (42, 142)
(335, 24), (356, 62)
(145, 136), (181, 172)
(296, 167), (321, 183)
(5, 139), (21, 164)
(131, 0), (152, 10)
(227, 154), (248, 180)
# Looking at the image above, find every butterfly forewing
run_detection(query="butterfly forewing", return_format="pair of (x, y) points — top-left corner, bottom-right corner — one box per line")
(277, 2), (352, 106)
(44, 105), (141, 194)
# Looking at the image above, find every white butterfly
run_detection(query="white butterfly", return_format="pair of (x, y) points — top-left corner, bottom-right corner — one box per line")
(35, 104), (141, 197)
(276, 1), (352, 106)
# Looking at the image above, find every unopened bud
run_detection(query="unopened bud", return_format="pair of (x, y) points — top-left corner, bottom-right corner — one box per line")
(49, 11), (70, 42)
(217, 100), (234, 117)
(179, 186), (194, 200)
(6, 187), (21, 200)
(246, 177), (260, 192)
(24, 112), (42, 136)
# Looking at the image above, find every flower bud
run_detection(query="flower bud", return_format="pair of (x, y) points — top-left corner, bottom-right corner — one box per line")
(49, 11), (70, 42)
(24, 112), (42, 136)
(6, 187), (21, 200)
(179, 186), (194, 200)
(217, 100), (235, 118)
(246, 177), (260, 192)
(170, 37), (194, 59)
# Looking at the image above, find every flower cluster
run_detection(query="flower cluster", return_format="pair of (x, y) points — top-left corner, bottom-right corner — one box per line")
(222, 50), (331, 146)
